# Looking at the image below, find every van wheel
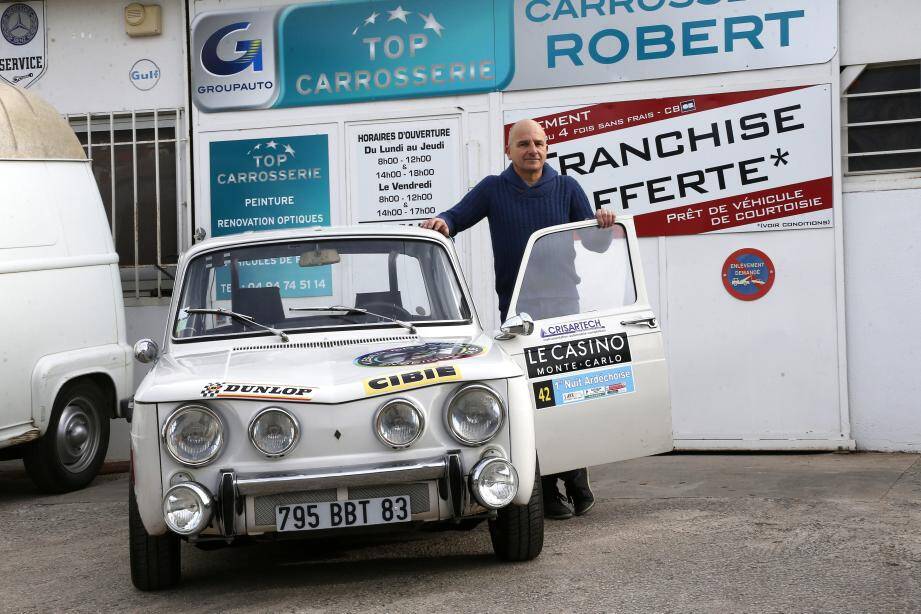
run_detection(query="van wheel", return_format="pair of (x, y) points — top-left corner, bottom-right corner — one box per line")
(488, 461), (544, 562)
(24, 381), (110, 493)
(129, 486), (181, 591)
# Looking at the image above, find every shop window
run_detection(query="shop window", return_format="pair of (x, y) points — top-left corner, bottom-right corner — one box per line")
(844, 61), (921, 174)
(67, 110), (186, 300)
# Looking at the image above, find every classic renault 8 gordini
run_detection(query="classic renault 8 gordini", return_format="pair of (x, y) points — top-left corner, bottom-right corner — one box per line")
(129, 220), (672, 590)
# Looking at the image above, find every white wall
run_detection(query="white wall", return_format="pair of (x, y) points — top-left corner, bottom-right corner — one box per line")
(838, 2), (921, 451)
(843, 185), (921, 451)
(841, 0), (921, 66)
(31, 0), (186, 113)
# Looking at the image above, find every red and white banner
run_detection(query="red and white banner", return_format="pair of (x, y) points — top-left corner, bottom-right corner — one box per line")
(504, 85), (834, 237)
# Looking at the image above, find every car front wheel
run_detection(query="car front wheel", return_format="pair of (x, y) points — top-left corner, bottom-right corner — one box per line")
(488, 459), (544, 561)
(129, 486), (181, 591)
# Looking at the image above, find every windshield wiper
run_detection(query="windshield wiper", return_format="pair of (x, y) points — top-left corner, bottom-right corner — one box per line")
(183, 307), (289, 343)
(288, 305), (416, 334)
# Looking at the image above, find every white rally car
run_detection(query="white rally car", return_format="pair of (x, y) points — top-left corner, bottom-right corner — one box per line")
(128, 220), (672, 590)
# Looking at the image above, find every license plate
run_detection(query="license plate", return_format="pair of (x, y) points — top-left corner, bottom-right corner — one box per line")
(275, 495), (411, 532)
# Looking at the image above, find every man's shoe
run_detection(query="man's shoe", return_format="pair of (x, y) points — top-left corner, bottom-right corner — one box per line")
(570, 489), (595, 516)
(543, 490), (574, 520)
(564, 468), (595, 516)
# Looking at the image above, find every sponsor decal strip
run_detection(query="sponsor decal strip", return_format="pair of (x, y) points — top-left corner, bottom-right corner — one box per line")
(356, 342), (483, 367)
(540, 317), (606, 340)
(200, 382), (313, 402)
(363, 365), (461, 396)
(524, 333), (631, 379)
(533, 365), (636, 409)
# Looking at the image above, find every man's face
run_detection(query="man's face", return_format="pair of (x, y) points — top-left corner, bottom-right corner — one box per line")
(506, 123), (548, 175)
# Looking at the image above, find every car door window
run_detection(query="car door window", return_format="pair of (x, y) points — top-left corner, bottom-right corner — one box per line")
(513, 224), (636, 320)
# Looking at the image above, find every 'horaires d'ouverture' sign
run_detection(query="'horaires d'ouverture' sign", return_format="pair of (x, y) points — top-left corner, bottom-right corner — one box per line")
(190, 0), (837, 111)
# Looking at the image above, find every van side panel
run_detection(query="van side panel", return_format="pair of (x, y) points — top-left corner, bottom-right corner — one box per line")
(0, 161), (128, 436)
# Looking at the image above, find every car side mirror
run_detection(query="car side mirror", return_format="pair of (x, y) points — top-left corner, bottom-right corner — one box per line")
(498, 313), (534, 338)
(134, 339), (160, 364)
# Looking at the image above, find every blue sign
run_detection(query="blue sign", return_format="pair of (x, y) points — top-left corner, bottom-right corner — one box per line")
(533, 365), (635, 409)
(275, 0), (514, 107)
(210, 134), (330, 235)
(214, 256), (331, 300)
(210, 133), (332, 298)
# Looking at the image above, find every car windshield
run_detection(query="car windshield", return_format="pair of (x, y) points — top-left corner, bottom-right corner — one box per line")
(173, 237), (471, 341)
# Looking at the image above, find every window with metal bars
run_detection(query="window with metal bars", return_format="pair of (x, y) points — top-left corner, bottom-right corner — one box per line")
(844, 61), (921, 174)
(66, 109), (186, 300)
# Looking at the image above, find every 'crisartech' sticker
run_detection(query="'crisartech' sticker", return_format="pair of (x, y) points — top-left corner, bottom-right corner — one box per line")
(363, 365), (461, 396)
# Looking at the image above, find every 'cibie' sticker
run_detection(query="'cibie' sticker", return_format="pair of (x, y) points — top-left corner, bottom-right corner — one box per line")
(524, 333), (631, 379)
(200, 382), (313, 402)
(363, 365), (461, 396)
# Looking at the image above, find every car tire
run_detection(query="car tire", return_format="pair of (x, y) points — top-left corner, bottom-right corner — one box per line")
(488, 459), (544, 562)
(129, 486), (181, 591)
(23, 380), (110, 493)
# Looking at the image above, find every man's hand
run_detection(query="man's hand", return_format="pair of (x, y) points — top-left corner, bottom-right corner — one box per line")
(596, 208), (616, 228)
(420, 217), (450, 237)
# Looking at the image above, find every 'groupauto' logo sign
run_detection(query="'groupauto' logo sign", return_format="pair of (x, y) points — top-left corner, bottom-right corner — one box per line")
(201, 21), (262, 76)
(191, 9), (278, 112)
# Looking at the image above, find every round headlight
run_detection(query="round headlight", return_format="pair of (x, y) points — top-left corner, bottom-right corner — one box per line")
(249, 408), (299, 457)
(470, 457), (518, 509)
(163, 482), (213, 535)
(446, 384), (505, 446)
(162, 404), (224, 466)
(375, 399), (425, 449)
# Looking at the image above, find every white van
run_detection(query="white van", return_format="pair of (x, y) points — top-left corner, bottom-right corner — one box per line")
(0, 83), (132, 492)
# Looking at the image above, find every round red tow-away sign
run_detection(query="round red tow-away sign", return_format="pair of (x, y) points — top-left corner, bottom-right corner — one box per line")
(722, 248), (776, 301)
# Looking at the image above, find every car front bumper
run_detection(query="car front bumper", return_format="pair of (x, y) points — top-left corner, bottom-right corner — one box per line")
(211, 453), (467, 537)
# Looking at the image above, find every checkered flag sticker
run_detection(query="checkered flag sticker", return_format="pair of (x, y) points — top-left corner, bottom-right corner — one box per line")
(201, 382), (224, 398)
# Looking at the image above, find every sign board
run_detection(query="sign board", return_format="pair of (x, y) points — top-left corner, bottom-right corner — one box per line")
(209, 134), (332, 297)
(507, 0), (838, 91)
(0, 1), (46, 88)
(191, 0), (837, 112)
(505, 85), (834, 236)
(348, 117), (462, 225)
(722, 248), (776, 301)
(275, 1), (513, 108)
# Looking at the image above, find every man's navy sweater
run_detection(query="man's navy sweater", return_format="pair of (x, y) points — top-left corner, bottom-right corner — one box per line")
(437, 164), (595, 317)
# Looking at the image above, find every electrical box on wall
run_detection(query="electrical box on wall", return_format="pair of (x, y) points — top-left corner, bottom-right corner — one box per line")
(125, 3), (161, 37)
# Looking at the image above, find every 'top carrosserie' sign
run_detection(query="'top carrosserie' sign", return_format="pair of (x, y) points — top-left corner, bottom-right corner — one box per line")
(191, 0), (837, 112)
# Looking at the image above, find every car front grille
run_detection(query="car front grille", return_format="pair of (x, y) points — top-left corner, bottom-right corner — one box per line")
(253, 488), (337, 526)
(252, 482), (432, 527)
(347, 482), (430, 514)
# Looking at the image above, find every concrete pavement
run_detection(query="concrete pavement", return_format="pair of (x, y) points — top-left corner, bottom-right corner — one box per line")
(1, 453), (919, 612)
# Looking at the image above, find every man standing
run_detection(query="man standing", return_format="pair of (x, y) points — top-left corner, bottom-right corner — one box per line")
(421, 119), (616, 520)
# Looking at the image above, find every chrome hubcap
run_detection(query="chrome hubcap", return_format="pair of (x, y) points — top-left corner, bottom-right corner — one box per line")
(55, 397), (101, 474)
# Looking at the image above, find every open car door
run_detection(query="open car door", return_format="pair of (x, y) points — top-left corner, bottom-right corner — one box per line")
(497, 218), (673, 475)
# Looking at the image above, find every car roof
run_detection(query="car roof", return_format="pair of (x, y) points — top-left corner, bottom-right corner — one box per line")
(183, 224), (452, 259)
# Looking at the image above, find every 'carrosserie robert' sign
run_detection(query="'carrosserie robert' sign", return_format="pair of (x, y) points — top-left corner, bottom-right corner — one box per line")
(525, 334), (631, 378)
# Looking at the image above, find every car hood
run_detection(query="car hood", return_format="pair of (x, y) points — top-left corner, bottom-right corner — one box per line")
(134, 333), (522, 404)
